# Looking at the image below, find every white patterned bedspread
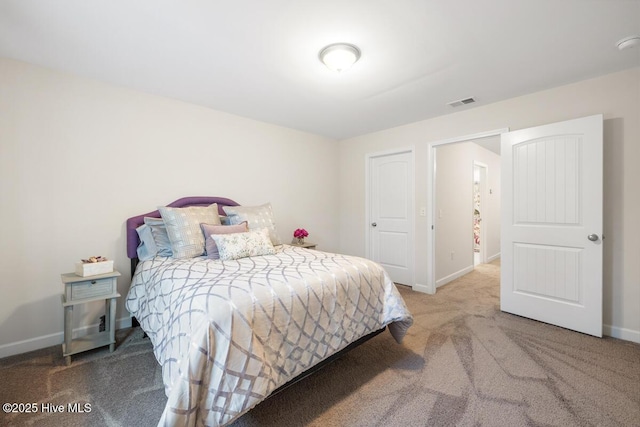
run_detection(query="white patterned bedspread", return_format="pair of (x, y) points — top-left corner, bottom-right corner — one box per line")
(126, 245), (413, 427)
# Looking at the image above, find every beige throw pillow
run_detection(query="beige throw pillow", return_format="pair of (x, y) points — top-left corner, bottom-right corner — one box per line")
(222, 203), (282, 246)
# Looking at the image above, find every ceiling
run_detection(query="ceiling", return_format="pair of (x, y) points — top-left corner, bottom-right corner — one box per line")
(1, 1), (638, 139)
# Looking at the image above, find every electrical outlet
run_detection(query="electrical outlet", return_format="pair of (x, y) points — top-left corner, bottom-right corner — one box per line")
(439, 209), (443, 218)
(450, 251), (455, 260)
(419, 207), (426, 216)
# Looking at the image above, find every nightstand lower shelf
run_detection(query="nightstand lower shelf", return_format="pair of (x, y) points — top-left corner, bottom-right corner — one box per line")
(62, 331), (116, 356)
(61, 292), (120, 365)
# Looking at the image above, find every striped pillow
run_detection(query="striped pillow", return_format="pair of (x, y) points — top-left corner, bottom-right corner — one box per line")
(158, 204), (221, 259)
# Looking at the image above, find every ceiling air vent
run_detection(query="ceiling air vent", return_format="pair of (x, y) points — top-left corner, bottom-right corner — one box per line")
(447, 97), (476, 108)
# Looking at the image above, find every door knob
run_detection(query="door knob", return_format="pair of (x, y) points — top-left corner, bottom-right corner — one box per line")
(587, 234), (599, 242)
(371, 222), (377, 227)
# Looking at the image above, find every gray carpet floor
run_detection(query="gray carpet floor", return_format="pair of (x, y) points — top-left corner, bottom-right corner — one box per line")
(1, 260), (639, 426)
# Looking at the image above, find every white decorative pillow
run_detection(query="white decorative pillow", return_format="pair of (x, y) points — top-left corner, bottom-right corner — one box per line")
(211, 228), (276, 261)
(158, 204), (221, 259)
(201, 221), (248, 260)
(222, 203), (282, 246)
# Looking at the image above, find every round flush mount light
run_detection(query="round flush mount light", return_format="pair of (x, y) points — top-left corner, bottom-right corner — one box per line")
(616, 35), (640, 51)
(319, 43), (361, 72)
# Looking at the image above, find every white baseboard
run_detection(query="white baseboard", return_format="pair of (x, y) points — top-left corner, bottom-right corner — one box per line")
(413, 283), (435, 295)
(487, 253), (501, 262)
(436, 265), (474, 288)
(603, 324), (640, 343)
(0, 316), (133, 359)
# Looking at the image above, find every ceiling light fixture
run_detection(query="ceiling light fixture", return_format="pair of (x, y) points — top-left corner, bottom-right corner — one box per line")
(616, 35), (640, 51)
(319, 43), (361, 72)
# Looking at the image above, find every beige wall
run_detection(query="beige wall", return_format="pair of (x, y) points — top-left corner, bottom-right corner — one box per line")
(338, 68), (640, 342)
(435, 142), (500, 286)
(0, 58), (339, 356)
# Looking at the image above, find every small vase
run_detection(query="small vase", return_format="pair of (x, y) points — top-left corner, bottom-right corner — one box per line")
(294, 237), (305, 245)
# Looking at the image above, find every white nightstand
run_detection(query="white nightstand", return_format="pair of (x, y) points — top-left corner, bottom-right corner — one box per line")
(61, 270), (121, 365)
(290, 242), (317, 250)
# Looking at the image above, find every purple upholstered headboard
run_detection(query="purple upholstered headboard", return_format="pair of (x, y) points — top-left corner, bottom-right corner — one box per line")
(125, 196), (240, 259)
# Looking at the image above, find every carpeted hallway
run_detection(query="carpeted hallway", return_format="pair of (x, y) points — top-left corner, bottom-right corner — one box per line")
(2, 260), (639, 426)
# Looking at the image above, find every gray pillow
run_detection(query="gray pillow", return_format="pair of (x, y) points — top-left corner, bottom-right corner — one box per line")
(159, 204), (221, 259)
(143, 217), (173, 257)
(222, 203), (282, 246)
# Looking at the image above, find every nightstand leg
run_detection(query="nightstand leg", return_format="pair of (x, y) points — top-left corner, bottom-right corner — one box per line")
(64, 305), (73, 365)
(108, 297), (117, 352)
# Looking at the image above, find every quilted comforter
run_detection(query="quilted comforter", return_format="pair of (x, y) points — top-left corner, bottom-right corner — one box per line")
(126, 245), (413, 426)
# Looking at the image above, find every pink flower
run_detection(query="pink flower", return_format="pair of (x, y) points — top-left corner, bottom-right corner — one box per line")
(293, 228), (309, 238)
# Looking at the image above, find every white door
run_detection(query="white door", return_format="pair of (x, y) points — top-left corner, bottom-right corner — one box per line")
(501, 115), (603, 337)
(368, 151), (414, 285)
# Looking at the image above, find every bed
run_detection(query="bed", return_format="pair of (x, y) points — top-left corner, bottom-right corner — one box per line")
(125, 197), (413, 426)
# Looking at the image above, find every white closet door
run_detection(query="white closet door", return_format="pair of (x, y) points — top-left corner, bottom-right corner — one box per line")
(369, 151), (414, 285)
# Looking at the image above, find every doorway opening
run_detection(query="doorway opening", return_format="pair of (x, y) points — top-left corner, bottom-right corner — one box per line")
(473, 162), (488, 266)
(426, 128), (507, 293)
(425, 116), (603, 338)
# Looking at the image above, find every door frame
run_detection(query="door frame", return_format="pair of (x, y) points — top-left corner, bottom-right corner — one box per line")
(426, 128), (508, 293)
(473, 161), (489, 266)
(365, 147), (416, 288)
